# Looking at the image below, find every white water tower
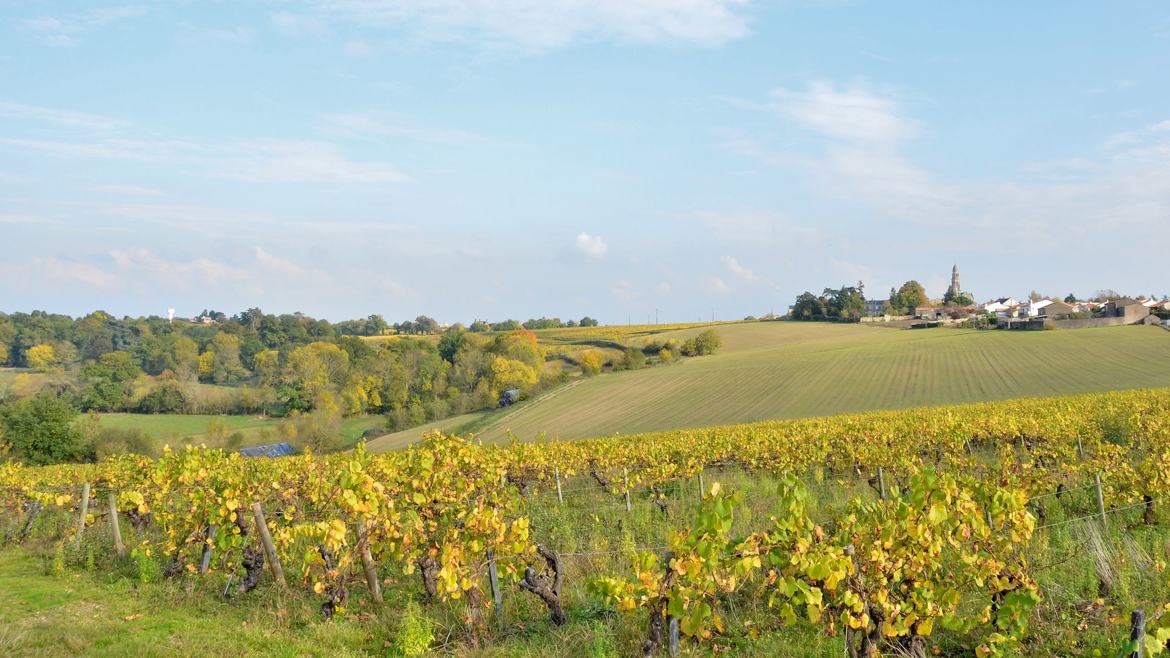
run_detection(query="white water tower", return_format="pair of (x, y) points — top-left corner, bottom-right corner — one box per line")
(167, 308), (175, 323)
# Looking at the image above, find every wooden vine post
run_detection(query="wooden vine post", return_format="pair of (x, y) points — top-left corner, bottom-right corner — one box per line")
(698, 471), (705, 502)
(1077, 437), (1085, 461)
(623, 467), (632, 513)
(1129, 609), (1145, 658)
(357, 520), (383, 606)
(250, 502), (286, 588)
(1094, 473), (1108, 532)
(555, 467), (564, 505)
(668, 616), (680, 657)
(199, 525), (217, 575)
(74, 482), (91, 548)
(487, 548), (503, 629)
(877, 467), (888, 501)
(107, 492), (125, 558)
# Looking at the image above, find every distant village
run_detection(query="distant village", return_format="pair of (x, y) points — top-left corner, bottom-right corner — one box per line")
(792, 264), (1170, 330)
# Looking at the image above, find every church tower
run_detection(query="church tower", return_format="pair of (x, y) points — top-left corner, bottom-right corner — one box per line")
(949, 264), (961, 299)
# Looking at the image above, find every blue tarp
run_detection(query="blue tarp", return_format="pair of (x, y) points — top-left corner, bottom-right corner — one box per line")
(237, 442), (297, 458)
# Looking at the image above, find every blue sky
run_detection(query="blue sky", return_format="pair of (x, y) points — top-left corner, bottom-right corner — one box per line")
(1, 1), (1168, 323)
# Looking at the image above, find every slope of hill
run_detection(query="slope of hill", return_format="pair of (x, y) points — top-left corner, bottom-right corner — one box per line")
(368, 322), (1170, 450)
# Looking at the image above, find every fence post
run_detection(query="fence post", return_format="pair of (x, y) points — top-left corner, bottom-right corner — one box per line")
(1094, 474), (1108, 532)
(250, 502), (286, 588)
(555, 467), (564, 506)
(357, 520), (383, 606)
(624, 467), (632, 513)
(18, 500), (43, 542)
(199, 525), (217, 574)
(877, 467), (887, 501)
(1077, 437), (1085, 461)
(1129, 609), (1146, 658)
(107, 492), (125, 558)
(487, 548), (503, 629)
(698, 471), (705, 502)
(668, 616), (680, 656)
(74, 482), (91, 548)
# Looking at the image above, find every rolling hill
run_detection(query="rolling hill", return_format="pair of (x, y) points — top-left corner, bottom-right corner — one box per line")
(368, 321), (1170, 450)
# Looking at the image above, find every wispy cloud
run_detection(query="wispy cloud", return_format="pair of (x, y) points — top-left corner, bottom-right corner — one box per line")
(325, 112), (497, 146)
(19, 6), (146, 47)
(0, 136), (411, 185)
(213, 141), (411, 183)
(574, 232), (609, 259)
(721, 255), (758, 282)
(271, 12), (330, 38)
(0, 100), (126, 130)
(301, 0), (753, 50)
(768, 81), (915, 145)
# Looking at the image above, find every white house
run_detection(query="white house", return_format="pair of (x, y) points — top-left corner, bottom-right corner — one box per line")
(1019, 299), (1054, 317)
(981, 297), (1020, 316)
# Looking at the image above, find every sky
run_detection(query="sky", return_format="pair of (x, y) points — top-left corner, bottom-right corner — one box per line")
(1, 1), (1168, 324)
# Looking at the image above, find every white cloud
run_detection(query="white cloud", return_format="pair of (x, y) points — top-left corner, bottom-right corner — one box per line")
(344, 40), (373, 56)
(214, 141), (411, 183)
(769, 81), (915, 145)
(325, 112), (495, 146)
(0, 100), (126, 130)
(109, 248), (248, 286)
(254, 247), (301, 275)
(304, 0), (753, 50)
(20, 6), (146, 47)
(0, 137), (410, 185)
(574, 232), (608, 259)
(180, 26), (255, 46)
(704, 276), (731, 294)
(90, 184), (165, 197)
(0, 213), (42, 225)
(655, 281), (672, 295)
(721, 255), (758, 282)
(271, 12), (330, 37)
(610, 279), (637, 302)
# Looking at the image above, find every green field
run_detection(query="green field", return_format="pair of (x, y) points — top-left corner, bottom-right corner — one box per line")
(369, 322), (1170, 449)
(93, 413), (385, 448)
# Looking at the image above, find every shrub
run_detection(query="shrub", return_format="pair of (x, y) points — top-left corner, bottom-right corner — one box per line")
(578, 350), (604, 376)
(681, 330), (722, 357)
(393, 601), (435, 657)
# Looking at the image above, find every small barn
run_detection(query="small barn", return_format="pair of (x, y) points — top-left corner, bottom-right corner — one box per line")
(238, 442), (297, 458)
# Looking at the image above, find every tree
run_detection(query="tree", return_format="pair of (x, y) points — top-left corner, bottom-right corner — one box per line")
(469, 320), (490, 333)
(1064, 293), (1077, 303)
(892, 280), (929, 314)
(489, 357), (538, 391)
(210, 333), (246, 383)
(790, 292), (827, 320)
(25, 344), (56, 372)
(681, 330), (722, 356)
(578, 317), (599, 327)
(0, 392), (85, 464)
(578, 350), (604, 376)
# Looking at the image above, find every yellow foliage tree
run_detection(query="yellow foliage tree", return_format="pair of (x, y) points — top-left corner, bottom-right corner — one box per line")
(490, 357), (537, 392)
(25, 344), (56, 372)
(578, 349), (604, 376)
(197, 351), (216, 379)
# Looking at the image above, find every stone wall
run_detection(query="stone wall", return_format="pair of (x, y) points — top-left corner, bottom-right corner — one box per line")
(1047, 316), (1133, 330)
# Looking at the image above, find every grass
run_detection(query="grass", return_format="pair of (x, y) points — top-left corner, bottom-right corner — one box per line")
(370, 322), (1170, 445)
(1, 457), (1164, 657)
(91, 413), (385, 449)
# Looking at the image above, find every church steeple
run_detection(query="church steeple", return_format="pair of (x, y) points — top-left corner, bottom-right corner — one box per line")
(949, 264), (961, 298)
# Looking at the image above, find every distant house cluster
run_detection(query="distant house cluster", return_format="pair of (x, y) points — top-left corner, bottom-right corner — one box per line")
(852, 264), (1169, 330)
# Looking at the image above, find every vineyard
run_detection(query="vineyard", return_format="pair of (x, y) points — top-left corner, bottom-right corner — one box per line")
(4, 388), (1170, 656)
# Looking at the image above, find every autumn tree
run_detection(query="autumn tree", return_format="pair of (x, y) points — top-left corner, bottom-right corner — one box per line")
(489, 356), (538, 392)
(578, 350), (604, 376)
(25, 344), (56, 372)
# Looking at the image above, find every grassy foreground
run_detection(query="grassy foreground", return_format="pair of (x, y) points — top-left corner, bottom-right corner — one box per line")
(2, 461), (1165, 657)
(372, 322), (1170, 448)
